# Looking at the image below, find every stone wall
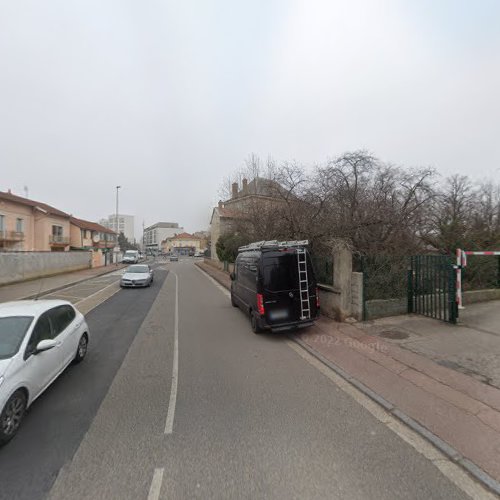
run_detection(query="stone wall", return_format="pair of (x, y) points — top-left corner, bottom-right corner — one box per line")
(0, 251), (92, 286)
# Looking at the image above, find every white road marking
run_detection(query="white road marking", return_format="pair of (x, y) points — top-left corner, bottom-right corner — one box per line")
(74, 280), (120, 305)
(194, 265), (231, 298)
(286, 340), (496, 500)
(147, 468), (165, 500)
(164, 272), (179, 434)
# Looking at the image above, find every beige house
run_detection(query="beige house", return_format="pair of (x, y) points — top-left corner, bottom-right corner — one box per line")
(0, 190), (71, 252)
(162, 232), (202, 255)
(70, 217), (117, 267)
(209, 177), (283, 261)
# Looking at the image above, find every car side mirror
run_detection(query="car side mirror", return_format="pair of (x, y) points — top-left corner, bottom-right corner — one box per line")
(230, 272), (235, 281)
(35, 339), (58, 354)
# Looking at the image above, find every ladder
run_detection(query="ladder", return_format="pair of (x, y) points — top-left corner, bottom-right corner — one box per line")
(297, 248), (311, 320)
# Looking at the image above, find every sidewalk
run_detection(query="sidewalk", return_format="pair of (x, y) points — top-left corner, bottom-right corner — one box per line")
(197, 261), (500, 494)
(0, 264), (127, 303)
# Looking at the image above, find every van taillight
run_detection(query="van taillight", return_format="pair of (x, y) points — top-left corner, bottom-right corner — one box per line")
(257, 294), (265, 315)
(316, 288), (320, 308)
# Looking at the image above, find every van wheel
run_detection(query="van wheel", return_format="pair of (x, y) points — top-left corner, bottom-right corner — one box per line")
(251, 312), (263, 334)
(231, 293), (238, 308)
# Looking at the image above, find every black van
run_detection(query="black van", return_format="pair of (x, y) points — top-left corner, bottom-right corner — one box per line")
(230, 240), (320, 333)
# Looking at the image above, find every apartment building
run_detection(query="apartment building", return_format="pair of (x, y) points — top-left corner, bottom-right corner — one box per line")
(144, 222), (183, 254)
(99, 214), (135, 243)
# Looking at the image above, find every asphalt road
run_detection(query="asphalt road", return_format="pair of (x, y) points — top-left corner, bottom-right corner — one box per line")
(0, 263), (169, 500)
(29, 261), (470, 499)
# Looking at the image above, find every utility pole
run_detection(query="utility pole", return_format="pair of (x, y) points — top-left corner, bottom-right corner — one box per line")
(115, 185), (121, 265)
(142, 220), (145, 253)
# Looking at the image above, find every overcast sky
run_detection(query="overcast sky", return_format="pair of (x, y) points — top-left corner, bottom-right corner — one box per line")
(1, 0), (499, 238)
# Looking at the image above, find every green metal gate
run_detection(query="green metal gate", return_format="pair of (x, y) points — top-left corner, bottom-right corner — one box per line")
(408, 255), (458, 324)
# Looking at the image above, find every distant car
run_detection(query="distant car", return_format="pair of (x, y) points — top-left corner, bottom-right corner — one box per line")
(120, 264), (154, 288)
(122, 250), (139, 264)
(194, 251), (204, 258)
(169, 255), (179, 262)
(0, 300), (89, 446)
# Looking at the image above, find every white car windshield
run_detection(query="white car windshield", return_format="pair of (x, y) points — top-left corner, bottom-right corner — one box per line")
(0, 316), (34, 359)
(127, 265), (149, 273)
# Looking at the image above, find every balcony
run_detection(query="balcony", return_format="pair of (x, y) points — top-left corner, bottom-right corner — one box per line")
(49, 235), (70, 246)
(0, 230), (25, 242)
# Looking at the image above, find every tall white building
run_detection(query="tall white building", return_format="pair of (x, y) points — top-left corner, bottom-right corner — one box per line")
(100, 214), (135, 243)
(144, 222), (183, 253)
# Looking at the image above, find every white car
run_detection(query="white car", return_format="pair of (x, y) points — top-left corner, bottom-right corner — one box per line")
(120, 264), (154, 288)
(0, 300), (89, 446)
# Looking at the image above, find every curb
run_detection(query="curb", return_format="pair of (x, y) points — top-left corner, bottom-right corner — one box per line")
(291, 336), (500, 497)
(16, 265), (127, 301)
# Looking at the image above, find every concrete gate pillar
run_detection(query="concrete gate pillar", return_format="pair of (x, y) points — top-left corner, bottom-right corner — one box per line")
(332, 243), (352, 321)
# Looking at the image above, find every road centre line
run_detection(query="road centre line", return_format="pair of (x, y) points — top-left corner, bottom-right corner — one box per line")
(147, 468), (165, 500)
(164, 272), (179, 434)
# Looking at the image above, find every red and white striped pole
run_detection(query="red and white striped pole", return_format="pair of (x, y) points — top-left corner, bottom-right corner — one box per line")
(456, 248), (464, 309)
(464, 251), (500, 256)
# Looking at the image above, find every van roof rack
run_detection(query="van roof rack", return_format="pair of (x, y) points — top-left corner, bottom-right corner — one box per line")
(238, 239), (309, 252)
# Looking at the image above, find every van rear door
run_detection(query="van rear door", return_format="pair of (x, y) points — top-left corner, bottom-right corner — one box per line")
(260, 251), (302, 325)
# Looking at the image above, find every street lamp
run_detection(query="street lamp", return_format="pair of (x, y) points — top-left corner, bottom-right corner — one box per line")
(115, 185), (121, 265)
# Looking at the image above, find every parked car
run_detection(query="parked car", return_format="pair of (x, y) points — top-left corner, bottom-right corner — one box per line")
(122, 250), (139, 264)
(230, 240), (319, 333)
(194, 251), (204, 258)
(169, 254), (179, 262)
(120, 264), (154, 288)
(0, 300), (89, 446)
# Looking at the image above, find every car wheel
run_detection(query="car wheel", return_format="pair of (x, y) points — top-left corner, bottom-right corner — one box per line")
(231, 292), (238, 308)
(0, 390), (27, 446)
(74, 334), (88, 363)
(250, 311), (263, 334)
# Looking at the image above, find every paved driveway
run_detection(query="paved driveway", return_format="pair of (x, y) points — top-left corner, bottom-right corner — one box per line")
(460, 300), (500, 336)
(359, 300), (500, 388)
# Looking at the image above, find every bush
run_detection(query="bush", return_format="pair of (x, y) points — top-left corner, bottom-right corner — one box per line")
(216, 233), (249, 262)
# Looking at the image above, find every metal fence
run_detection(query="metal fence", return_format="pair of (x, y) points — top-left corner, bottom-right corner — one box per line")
(357, 255), (409, 301)
(311, 255), (334, 286)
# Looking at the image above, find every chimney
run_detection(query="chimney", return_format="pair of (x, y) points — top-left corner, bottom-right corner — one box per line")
(8, 189), (11, 194)
(218, 200), (224, 208)
(242, 178), (248, 192)
(231, 182), (238, 199)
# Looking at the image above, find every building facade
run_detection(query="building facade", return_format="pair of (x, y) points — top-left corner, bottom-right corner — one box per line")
(161, 232), (202, 255)
(70, 217), (117, 267)
(209, 177), (282, 260)
(0, 190), (72, 252)
(144, 222), (183, 254)
(99, 214), (135, 243)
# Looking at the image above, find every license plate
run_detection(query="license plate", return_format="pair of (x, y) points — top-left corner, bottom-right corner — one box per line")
(269, 309), (288, 320)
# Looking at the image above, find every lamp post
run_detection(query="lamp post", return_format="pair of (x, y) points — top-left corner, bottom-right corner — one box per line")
(115, 185), (121, 265)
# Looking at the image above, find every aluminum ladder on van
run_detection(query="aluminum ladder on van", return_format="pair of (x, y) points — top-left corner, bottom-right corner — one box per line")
(297, 248), (311, 320)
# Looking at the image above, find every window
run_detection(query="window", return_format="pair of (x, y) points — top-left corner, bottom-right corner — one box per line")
(48, 306), (76, 337)
(0, 316), (33, 359)
(52, 225), (63, 236)
(16, 218), (24, 233)
(0, 214), (4, 232)
(25, 313), (52, 358)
